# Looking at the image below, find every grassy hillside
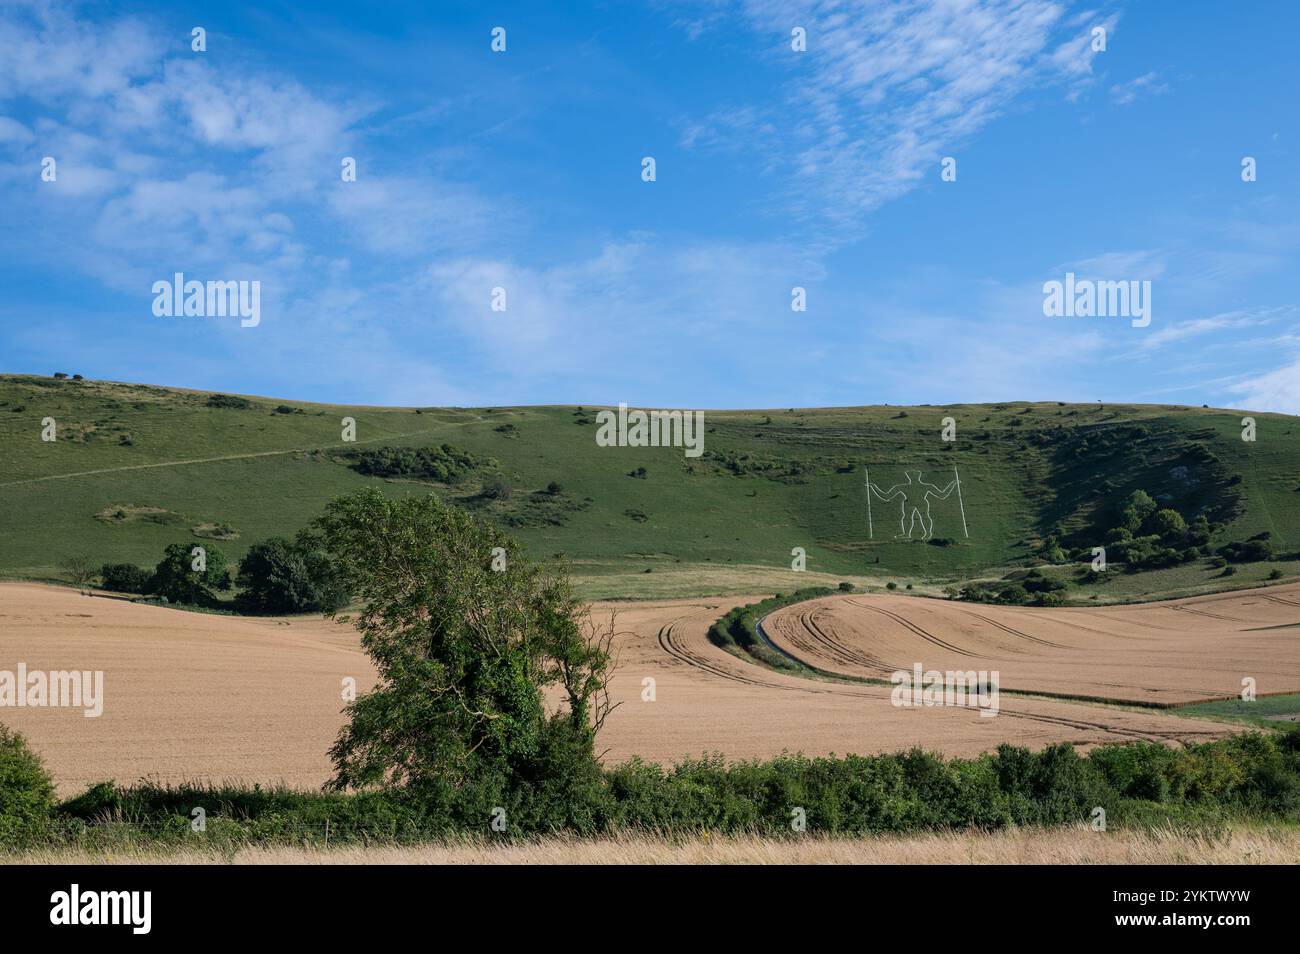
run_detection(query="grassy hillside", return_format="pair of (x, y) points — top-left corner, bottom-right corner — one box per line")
(1, 374), (1298, 599)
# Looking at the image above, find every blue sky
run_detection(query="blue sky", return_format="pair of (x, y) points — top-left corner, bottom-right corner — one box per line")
(1, 0), (1296, 410)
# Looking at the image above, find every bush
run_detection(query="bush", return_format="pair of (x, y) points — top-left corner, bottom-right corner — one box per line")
(206, 394), (252, 409)
(1218, 539), (1277, 564)
(28, 729), (1300, 843)
(348, 444), (490, 483)
(838, 581), (855, 592)
(481, 475), (512, 500)
(99, 563), (151, 594)
(0, 725), (55, 837)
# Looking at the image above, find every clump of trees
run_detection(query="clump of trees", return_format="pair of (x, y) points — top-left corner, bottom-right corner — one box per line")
(1217, 532), (1277, 564)
(312, 489), (617, 813)
(1098, 490), (1212, 570)
(346, 443), (491, 483)
(95, 543), (231, 605)
(99, 563), (152, 594)
(235, 534), (348, 614)
(149, 543), (232, 604)
(206, 394), (252, 409)
(98, 537), (342, 613)
(961, 569), (1068, 607)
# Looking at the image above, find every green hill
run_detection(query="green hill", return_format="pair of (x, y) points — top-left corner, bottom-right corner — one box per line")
(1, 374), (1297, 600)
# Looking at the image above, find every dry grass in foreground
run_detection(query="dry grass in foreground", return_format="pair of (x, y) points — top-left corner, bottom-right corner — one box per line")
(10, 825), (1300, 865)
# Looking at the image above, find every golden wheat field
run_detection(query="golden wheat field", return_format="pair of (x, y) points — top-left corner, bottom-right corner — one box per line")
(9, 825), (1300, 865)
(4, 581), (1294, 795)
(762, 586), (1300, 704)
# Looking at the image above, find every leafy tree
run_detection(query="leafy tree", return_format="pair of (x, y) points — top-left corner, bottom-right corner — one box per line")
(1149, 508), (1187, 538)
(150, 542), (231, 605)
(1120, 490), (1158, 533)
(235, 535), (347, 614)
(0, 725), (55, 836)
(311, 489), (615, 794)
(100, 563), (151, 594)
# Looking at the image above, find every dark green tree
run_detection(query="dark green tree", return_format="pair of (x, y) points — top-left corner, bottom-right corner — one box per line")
(0, 725), (55, 836)
(235, 535), (346, 614)
(312, 489), (615, 794)
(150, 542), (231, 605)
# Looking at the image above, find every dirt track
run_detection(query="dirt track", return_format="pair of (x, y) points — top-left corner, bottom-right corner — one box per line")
(762, 587), (1300, 705)
(0, 583), (1260, 794)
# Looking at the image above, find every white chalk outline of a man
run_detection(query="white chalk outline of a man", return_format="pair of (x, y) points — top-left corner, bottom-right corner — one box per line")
(867, 470), (956, 539)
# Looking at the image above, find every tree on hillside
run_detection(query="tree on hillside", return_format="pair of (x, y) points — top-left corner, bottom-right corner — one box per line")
(60, 554), (96, 595)
(311, 489), (616, 795)
(235, 535), (347, 614)
(1120, 490), (1158, 534)
(151, 542), (231, 605)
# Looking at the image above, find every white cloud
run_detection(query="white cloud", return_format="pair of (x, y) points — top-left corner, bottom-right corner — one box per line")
(0, 115), (33, 146)
(1137, 307), (1289, 351)
(1227, 361), (1300, 415)
(1109, 70), (1169, 106)
(676, 0), (1119, 244)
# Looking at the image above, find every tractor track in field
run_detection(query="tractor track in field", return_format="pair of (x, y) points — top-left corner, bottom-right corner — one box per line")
(656, 616), (824, 693)
(846, 598), (985, 658)
(956, 609), (1072, 650)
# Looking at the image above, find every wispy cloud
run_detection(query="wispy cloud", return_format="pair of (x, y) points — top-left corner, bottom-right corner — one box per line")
(674, 0), (1118, 245)
(1109, 70), (1169, 106)
(1137, 307), (1290, 351)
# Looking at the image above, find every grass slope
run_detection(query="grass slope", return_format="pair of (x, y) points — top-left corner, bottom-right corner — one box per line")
(2, 374), (1298, 599)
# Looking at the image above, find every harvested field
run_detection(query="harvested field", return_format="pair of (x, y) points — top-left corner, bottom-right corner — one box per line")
(0, 582), (1253, 794)
(762, 585), (1300, 706)
(9, 825), (1299, 865)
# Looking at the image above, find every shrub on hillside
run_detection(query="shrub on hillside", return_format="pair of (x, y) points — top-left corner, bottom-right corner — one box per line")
(99, 563), (152, 594)
(1218, 538), (1277, 564)
(481, 475), (512, 500)
(347, 444), (490, 483)
(206, 394), (252, 409)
